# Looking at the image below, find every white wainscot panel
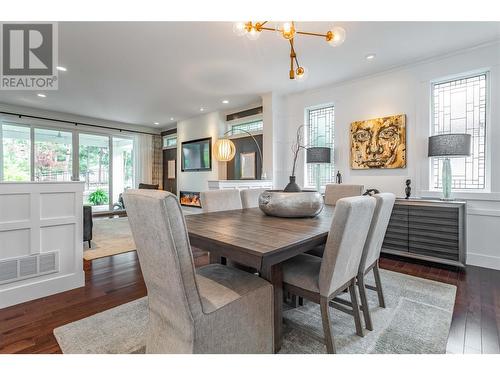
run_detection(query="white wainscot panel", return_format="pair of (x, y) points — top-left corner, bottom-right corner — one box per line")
(0, 193), (30, 223)
(40, 192), (76, 219)
(0, 181), (84, 309)
(466, 200), (500, 270)
(40, 223), (75, 274)
(0, 228), (30, 259)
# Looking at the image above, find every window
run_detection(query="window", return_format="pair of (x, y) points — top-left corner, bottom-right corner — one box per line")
(1, 124), (31, 181)
(163, 134), (177, 149)
(0, 121), (136, 211)
(230, 120), (263, 136)
(112, 137), (134, 205)
(431, 73), (487, 190)
(306, 105), (334, 188)
(34, 128), (73, 182)
(79, 133), (110, 211)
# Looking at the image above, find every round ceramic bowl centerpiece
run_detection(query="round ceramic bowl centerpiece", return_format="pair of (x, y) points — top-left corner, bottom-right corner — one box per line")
(258, 190), (324, 218)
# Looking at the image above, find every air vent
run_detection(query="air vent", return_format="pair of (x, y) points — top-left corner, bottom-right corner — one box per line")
(0, 260), (18, 283)
(19, 256), (37, 277)
(39, 252), (56, 273)
(0, 251), (59, 285)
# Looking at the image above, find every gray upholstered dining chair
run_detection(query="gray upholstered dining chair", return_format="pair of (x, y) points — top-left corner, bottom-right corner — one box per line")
(324, 184), (364, 206)
(356, 193), (396, 332)
(281, 196), (376, 354)
(240, 188), (267, 209)
(200, 189), (242, 213)
(123, 189), (273, 353)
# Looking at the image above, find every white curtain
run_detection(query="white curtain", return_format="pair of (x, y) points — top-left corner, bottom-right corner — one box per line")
(134, 134), (153, 186)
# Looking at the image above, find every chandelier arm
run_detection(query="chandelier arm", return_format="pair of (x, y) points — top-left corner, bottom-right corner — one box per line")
(289, 39), (301, 68)
(259, 26), (276, 32)
(255, 27), (327, 38)
(295, 30), (329, 38)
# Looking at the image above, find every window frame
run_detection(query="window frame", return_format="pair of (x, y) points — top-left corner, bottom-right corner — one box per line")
(429, 70), (491, 193)
(162, 133), (177, 149)
(303, 103), (335, 190)
(229, 119), (264, 137)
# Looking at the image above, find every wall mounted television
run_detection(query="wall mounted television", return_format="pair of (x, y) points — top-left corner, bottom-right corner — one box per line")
(181, 137), (212, 172)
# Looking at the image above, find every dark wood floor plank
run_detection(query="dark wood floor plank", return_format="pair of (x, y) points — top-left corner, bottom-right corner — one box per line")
(0, 250), (498, 354)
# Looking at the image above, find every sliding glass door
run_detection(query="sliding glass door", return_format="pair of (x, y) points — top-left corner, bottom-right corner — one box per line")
(79, 133), (110, 211)
(112, 137), (134, 209)
(1, 122), (136, 212)
(1, 123), (31, 181)
(34, 128), (73, 182)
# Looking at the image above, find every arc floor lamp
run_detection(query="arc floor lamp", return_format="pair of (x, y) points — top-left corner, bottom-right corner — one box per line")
(214, 129), (266, 179)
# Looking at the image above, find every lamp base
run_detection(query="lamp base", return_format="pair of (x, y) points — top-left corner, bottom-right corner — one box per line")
(439, 197), (456, 201)
(442, 157), (452, 200)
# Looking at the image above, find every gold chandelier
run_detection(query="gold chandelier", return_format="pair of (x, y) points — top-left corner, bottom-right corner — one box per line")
(233, 21), (346, 80)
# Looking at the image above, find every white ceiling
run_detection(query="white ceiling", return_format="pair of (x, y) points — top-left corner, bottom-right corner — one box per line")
(0, 22), (498, 129)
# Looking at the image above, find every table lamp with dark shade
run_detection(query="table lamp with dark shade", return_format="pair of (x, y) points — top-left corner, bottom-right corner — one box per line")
(307, 147), (331, 192)
(428, 133), (471, 200)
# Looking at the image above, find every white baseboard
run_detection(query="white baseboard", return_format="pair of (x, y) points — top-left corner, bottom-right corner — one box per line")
(467, 252), (500, 271)
(0, 271), (85, 309)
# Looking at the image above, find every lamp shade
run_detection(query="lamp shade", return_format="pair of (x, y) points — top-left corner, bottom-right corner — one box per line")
(214, 138), (236, 162)
(307, 147), (331, 163)
(428, 134), (472, 157)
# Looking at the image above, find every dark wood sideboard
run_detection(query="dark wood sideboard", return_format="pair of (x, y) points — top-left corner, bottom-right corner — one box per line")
(382, 198), (466, 268)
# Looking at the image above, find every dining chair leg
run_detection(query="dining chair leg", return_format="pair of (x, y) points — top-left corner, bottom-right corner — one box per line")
(357, 276), (373, 331)
(348, 284), (364, 337)
(290, 294), (298, 307)
(298, 297), (304, 306)
(320, 296), (336, 354)
(373, 263), (386, 308)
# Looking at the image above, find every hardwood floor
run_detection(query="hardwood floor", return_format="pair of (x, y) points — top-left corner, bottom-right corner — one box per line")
(0, 250), (498, 354)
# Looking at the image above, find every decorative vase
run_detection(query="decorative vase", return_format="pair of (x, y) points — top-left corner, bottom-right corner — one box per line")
(283, 176), (301, 192)
(258, 190), (324, 218)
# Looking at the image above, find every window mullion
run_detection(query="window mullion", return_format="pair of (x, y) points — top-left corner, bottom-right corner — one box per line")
(30, 126), (35, 181)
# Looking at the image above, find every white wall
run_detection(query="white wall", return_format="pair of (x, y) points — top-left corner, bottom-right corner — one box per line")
(262, 92), (285, 187)
(177, 111), (226, 193)
(280, 41), (500, 269)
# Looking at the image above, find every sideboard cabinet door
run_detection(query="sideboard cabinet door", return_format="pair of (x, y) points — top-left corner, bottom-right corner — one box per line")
(408, 205), (460, 261)
(382, 203), (409, 253)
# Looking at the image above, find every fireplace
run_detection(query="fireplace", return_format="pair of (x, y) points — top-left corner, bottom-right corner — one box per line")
(180, 191), (202, 208)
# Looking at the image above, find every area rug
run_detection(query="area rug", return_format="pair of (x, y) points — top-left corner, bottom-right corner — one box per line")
(83, 217), (136, 261)
(53, 269), (456, 354)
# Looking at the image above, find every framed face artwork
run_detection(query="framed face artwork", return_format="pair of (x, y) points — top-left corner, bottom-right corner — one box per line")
(350, 114), (406, 169)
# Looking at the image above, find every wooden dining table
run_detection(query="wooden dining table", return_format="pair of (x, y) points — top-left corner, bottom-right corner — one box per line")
(185, 205), (335, 353)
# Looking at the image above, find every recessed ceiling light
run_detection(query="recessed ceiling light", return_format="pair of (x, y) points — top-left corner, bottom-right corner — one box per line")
(222, 100), (229, 104)
(200, 107), (205, 112)
(170, 117), (174, 121)
(365, 53), (376, 60)
(37, 93), (46, 98)
(153, 122), (159, 125)
(56, 66), (67, 71)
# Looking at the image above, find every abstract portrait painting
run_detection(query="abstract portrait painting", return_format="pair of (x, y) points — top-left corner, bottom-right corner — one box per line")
(350, 114), (406, 169)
